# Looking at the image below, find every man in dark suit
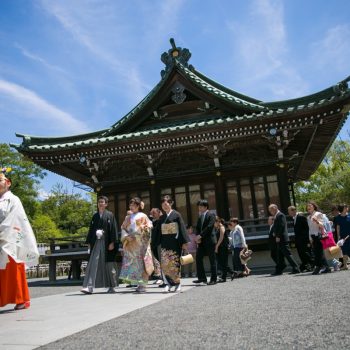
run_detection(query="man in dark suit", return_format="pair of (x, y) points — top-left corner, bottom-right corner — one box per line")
(269, 204), (300, 275)
(288, 206), (313, 272)
(268, 216), (280, 267)
(193, 199), (217, 285)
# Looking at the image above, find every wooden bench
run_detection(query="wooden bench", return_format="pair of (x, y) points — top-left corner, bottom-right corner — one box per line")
(45, 236), (89, 281)
(45, 236), (123, 282)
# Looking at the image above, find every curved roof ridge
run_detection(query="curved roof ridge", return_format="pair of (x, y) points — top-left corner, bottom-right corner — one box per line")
(103, 68), (173, 136)
(188, 66), (262, 105)
(262, 76), (350, 108)
(14, 129), (108, 146)
(175, 61), (266, 110)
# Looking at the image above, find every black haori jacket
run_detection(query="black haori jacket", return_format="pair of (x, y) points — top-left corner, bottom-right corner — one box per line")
(85, 210), (118, 262)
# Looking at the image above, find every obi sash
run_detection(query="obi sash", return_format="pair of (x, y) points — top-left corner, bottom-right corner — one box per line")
(161, 222), (179, 235)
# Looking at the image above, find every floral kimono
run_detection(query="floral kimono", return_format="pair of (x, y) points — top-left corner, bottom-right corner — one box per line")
(154, 210), (189, 285)
(119, 212), (153, 286)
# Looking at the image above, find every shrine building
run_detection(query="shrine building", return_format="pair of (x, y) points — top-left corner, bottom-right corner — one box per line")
(13, 39), (350, 240)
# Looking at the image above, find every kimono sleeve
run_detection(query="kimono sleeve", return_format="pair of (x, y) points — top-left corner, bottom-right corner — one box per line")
(176, 212), (190, 246)
(85, 214), (96, 245)
(120, 215), (130, 243)
(152, 217), (164, 248)
(108, 212), (118, 244)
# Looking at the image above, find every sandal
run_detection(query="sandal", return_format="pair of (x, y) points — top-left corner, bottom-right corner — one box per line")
(14, 301), (30, 310)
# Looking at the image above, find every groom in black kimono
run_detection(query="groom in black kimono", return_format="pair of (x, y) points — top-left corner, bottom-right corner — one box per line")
(81, 196), (118, 294)
(193, 199), (217, 285)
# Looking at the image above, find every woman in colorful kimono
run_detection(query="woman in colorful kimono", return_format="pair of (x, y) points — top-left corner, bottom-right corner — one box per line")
(119, 197), (153, 293)
(0, 168), (39, 310)
(154, 195), (189, 293)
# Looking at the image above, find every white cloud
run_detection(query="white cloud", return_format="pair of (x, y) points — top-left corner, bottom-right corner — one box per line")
(0, 79), (89, 134)
(37, 188), (50, 200)
(227, 0), (309, 100)
(39, 0), (151, 101)
(143, 0), (185, 56)
(14, 43), (67, 75)
(311, 24), (350, 74)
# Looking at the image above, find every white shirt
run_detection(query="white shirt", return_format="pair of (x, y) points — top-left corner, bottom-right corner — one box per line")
(307, 211), (324, 239)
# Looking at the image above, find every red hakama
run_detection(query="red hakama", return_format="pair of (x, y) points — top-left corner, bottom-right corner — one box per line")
(0, 256), (30, 307)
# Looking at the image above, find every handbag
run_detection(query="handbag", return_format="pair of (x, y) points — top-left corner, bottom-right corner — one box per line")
(240, 248), (253, 264)
(320, 232), (336, 250)
(143, 245), (154, 276)
(328, 245), (342, 258)
(180, 251), (194, 265)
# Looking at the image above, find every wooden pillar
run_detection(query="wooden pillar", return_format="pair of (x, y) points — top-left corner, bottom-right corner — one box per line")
(150, 180), (159, 208)
(277, 166), (291, 214)
(215, 172), (227, 219)
(48, 257), (56, 282)
(72, 260), (81, 280)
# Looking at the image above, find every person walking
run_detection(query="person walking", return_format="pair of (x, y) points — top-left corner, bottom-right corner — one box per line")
(269, 204), (300, 275)
(81, 196), (118, 294)
(0, 168), (39, 310)
(193, 199), (217, 285)
(119, 197), (153, 293)
(268, 216), (279, 267)
(183, 225), (197, 278)
(229, 218), (248, 278)
(306, 201), (330, 275)
(153, 195), (189, 293)
(149, 208), (162, 284)
(336, 204), (350, 270)
(288, 206), (313, 272)
(214, 217), (229, 282)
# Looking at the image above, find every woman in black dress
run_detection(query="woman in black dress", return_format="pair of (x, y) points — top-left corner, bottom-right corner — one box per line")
(215, 217), (229, 282)
(153, 195), (189, 293)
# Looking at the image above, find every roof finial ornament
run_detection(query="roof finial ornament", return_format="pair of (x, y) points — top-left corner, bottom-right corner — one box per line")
(160, 38), (192, 77)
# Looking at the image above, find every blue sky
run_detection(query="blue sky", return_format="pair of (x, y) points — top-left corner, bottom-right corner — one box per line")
(1, 0), (350, 197)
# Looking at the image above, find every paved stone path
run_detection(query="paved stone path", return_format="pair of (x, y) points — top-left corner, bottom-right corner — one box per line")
(0, 281), (194, 350)
(1, 270), (349, 349)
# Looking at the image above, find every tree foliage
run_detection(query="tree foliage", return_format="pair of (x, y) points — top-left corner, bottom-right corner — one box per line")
(40, 184), (95, 236)
(31, 214), (62, 243)
(0, 143), (46, 218)
(294, 140), (350, 212)
(1, 144), (95, 240)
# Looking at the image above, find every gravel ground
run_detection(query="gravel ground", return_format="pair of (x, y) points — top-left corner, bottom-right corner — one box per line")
(36, 270), (350, 350)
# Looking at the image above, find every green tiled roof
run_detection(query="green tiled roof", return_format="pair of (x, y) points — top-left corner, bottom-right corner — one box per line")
(103, 59), (269, 137)
(12, 57), (350, 152)
(13, 113), (267, 151)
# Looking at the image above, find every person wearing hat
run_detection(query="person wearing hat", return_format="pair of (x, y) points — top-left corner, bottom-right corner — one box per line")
(0, 167), (39, 310)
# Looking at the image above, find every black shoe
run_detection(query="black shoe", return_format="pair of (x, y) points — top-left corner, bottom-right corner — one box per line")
(193, 279), (207, 284)
(289, 269), (300, 274)
(271, 271), (283, 276)
(320, 267), (331, 274)
(312, 267), (321, 275)
(304, 265), (313, 272)
(217, 278), (226, 283)
(208, 280), (217, 285)
(158, 283), (166, 288)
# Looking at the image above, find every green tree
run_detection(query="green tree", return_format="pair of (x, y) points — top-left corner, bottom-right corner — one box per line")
(0, 143), (46, 218)
(31, 213), (62, 243)
(41, 184), (95, 235)
(294, 140), (350, 212)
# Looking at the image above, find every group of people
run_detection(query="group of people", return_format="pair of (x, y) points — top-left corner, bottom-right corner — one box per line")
(2, 163), (349, 309)
(268, 202), (350, 276)
(81, 196), (252, 294)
